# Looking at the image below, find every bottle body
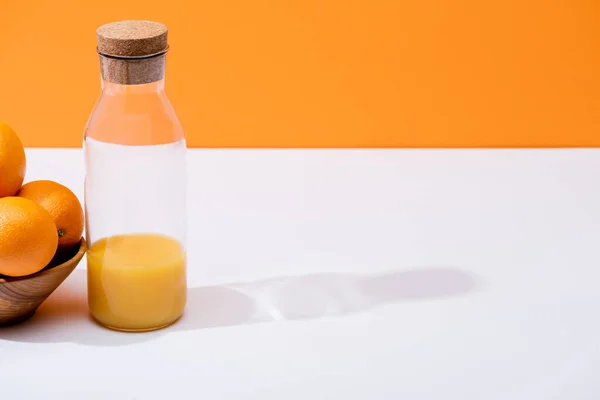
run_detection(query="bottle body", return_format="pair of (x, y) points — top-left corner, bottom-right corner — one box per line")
(84, 56), (187, 331)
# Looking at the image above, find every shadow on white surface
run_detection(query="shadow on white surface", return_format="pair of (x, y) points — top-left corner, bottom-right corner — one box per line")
(0, 267), (480, 346)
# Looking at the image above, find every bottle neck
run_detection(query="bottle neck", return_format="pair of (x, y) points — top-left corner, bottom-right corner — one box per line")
(98, 53), (166, 87)
(101, 79), (165, 95)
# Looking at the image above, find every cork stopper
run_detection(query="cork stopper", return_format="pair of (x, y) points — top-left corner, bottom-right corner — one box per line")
(96, 20), (169, 85)
(97, 20), (168, 57)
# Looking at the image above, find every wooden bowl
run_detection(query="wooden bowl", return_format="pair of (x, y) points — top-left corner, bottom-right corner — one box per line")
(0, 238), (86, 326)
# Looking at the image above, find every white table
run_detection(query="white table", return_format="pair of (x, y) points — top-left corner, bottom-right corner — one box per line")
(1, 148), (600, 400)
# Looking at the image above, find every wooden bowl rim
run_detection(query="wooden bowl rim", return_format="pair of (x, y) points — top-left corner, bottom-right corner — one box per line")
(0, 238), (86, 284)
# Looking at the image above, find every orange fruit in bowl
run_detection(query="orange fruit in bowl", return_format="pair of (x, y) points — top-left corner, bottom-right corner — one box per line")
(0, 197), (58, 277)
(18, 180), (84, 249)
(0, 121), (26, 198)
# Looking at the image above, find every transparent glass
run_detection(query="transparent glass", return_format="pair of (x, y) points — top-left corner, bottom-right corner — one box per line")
(83, 53), (187, 332)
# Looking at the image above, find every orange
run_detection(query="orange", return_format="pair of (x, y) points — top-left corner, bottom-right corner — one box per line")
(18, 180), (84, 249)
(0, 121), (26, 198)
(0, 197), (58, 277)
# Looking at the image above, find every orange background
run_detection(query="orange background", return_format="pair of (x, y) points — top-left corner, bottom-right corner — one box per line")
(1, 0), (599, 148)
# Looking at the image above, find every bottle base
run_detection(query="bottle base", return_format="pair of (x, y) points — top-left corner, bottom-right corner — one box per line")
(90, 313), (183, 333)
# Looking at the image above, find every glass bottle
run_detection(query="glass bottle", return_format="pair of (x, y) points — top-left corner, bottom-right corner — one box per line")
(83, 20), (187, 332)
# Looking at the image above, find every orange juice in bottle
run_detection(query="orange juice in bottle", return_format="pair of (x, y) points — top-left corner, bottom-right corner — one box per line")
(84, 20), (187, 332)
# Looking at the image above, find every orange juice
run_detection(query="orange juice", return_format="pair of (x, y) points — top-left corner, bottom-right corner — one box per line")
(86, 233), (187, 332)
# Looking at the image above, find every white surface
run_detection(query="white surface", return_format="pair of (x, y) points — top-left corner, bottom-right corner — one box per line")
(1, 148), (600, 400)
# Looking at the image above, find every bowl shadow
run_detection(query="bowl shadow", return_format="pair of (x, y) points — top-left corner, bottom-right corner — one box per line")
(0, 266), (482, 346)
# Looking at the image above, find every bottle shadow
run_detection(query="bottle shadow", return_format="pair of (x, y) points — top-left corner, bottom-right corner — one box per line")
(0, 266), (481, 347)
